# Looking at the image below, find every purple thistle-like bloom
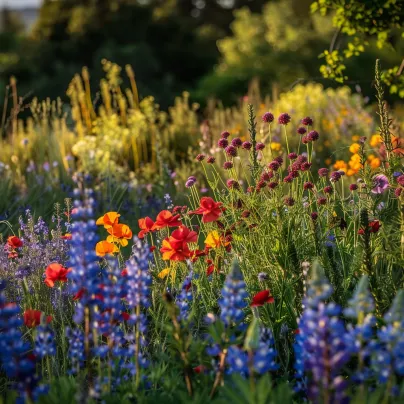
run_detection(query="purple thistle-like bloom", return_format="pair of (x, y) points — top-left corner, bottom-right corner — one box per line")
(278, 113), (291, 125)
(218, 138), (229, 148)
(227, 179), (240, 189)
(185, 176), (197, 188)
(225, 145), (238, 157)
(221, 131), (230, 139)
(288, 152), (298, 160)
(318, 168), (329, 177)
(231, 137), (243, 148)
(396, 175), (404, 186)
(262, 112), (274, 123)
(242, 141), (252, 150)
(307, 130), (319, 142)
(297, 127), (307, 135)
(223, 161), (233, 170)
(219, 260), (247, 327)
(301, 116), (313, 126)
(268, 161), (280, 171)
(371, 174), (389, 194)
(255, 142), (265, 151)
(258, 272), (269, 282)
(330, 171), (342, 182)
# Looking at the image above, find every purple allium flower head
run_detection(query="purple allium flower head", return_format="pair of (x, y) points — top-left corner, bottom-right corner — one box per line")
(262, 112), (274, 123)
(301, 162), (312, 171)
(221, 131), (230, 139)
(218, 138), (228, 148)
(302, 135), (309, 144)
(323, 186), (333, 194)
(304, 182), (314, 190)
(288, 152), (298, 160)
(318, 168), (329, 177)
(371, 174), (389, 194)
(274, 156), (283, 165)
(255, 142), (265, 151)
(227, 179), (239, 189)
(396, 175), (404, 187)
(297, 127), (307, 135)
(311, 212), (318, 220)
(301, 116), (313, 126)
(196, 154), (205, 162)
(284, 197), (295, 206)
(278, 113), (291, 125)
(206, 156), (215, 164)
(231, 137), (243, 148)
(223, 161), (233, 170)
(350, 184), (358, 191)
(317, 197), (327, 205)
(307, 130), (319, 142)
(330, 171), (342, 182)
(268, 181), (278, 189)
(260, 171), (273, 181)
(268, 161), (280, 171)
(283, 175), (293, 183)
(242, 141), (252, 150)
(225, 145), (237, 157)
(185, 176), (196, 188)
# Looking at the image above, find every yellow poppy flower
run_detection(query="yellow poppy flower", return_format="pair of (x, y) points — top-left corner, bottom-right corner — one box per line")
(158, 268), (171, 279)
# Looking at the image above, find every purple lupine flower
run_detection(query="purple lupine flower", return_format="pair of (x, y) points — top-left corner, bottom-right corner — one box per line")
(371, 174), (389, 194)
(34, 324), (56, 359)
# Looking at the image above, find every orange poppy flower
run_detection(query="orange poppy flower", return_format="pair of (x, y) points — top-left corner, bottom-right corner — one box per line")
(160, 237), (191, 261)
(44, 263), (71, 287)
(95, 240), (119, 257)
(61, 233), (72, 240)
(152, 210), (181, 230)
(23, 309), (52, 328)
(138, 217), (155, 239)
(190, 197), (224, 223)
(7, 236), (23, 248)
(96, 212), (121, 229)
(106, 223), (133, 246)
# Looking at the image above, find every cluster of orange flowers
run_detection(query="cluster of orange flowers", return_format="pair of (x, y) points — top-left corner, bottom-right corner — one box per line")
(95, 212), (133, 256)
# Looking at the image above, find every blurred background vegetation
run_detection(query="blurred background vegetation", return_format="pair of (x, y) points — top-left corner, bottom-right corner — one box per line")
(0, 0), (403, 110)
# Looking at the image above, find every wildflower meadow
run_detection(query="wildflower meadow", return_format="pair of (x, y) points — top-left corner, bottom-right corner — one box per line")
(1, 32), (404, 404)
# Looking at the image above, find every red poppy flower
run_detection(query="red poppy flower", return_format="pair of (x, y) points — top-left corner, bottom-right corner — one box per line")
(193, 365), (206, 374)
(171, 225), (198, 244)
(23, 309), (52, 328)
(152, 211), (181, 230)
(369, 220), (381, 233)
(73, 288), (86, 300)
(190, 197), (224, 223)
(121, 268), (128, 276)
(358, 228), (365, 235)
(160, 237), (191, 261)
(44, 263), (71, 288)
(250, 290), (274, 307)
(207, 264), (215, 276)
(7, 236), (23, 248)
(150, 246), (156, 252)
(138, 217), (155, 239)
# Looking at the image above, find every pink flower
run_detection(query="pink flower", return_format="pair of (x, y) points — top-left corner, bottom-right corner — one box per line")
(371, 174), (389, 194)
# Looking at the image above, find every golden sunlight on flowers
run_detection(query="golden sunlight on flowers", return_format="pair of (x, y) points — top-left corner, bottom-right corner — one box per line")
(349, 143), (360, 154)
(106, 223), (133, 246)
(270, 142), (281, 151)
(204, 231), (229, 249)
(333, 160), (347, 172)
(158, 268), (171, 279)
(370, 134), (383, 147)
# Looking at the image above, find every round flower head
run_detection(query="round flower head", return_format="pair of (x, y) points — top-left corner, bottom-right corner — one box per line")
(318, 168), (329, 177)
(242, 141), (252, 150)
(288, 152), (298, 160)
(225, 145), (237, 157)
(278, 113), (291, 125)
(311, 212), (318, 220)
(218, 138), (229, 148)
(323, 186), (333, 194)
(283, 175), (293, 183)
(262, 112), (274, 123)
(349, 184), (358, 191)
(371, 174), (389, 194)
(395, 188), (402, 197)
(268, 161), (280, 171)
(260, 171), (273, 181)
(307, 130), (319, 142)
(301, 116), (313, 126)
(223, 161), (233, 170)
(317, 197), (327, 205)
(268, 181), (278, 189)
(185, 176), (196, 188)
(300, 162), (312, 171)
(206, 156), (215, 164)
(330, 171), (342, 182)
(397, 175), (404, 186)
(196, 154), (205, 162)
(274, 156), (283, 164)
(255, 142), (265, 151)
(227, 179), (240, 189)
(231, 137), (243, 148)
(284, 197), (295, 206)
(258, 272), (269, 282)
(297, 127), (307, 135)
(302, 135), (309, 144)
(221, 131), (230, 139)
(304, 181), (314, 190)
